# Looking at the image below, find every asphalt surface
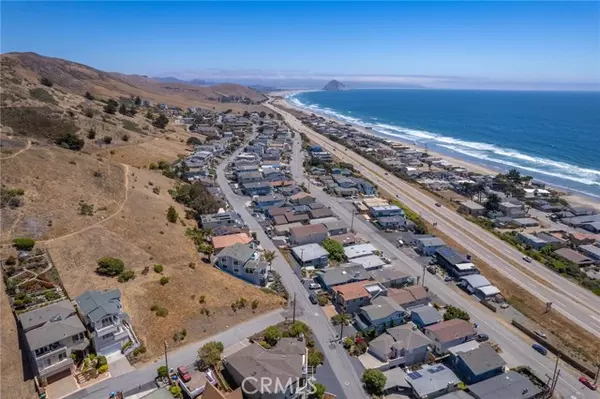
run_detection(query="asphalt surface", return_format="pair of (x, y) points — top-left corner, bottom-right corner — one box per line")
(216, 138), (369, 399)
(282, 127), (599, 399)
(267, 100), (600, 340)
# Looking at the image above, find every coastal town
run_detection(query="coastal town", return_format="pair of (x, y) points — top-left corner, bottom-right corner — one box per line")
(3, 83), (599, 399)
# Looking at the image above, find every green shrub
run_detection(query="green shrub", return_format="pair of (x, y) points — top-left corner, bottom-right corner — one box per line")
(157, 365), (168, 377)
(167, 206), (178, 223)
(264, 325), (281, 346)
(169, 385), (182, 398)
(44, 290), (61, 301)
(56, 132), (85, 151)
(159, 276), (169, 285)
(122, 340), (133, 351)
(39, 76), (53, 87)
(96, 257), (125, 276)
(98, 364), (108, 374)
(132, 345), (147, 356)
(118, 269), (135, 283)
(87, 127), (96, 139)
(153, 264), (164, 273)
(97, 355), (107, 367)
(156, 307), (169, 317)
(122, 133), (130, 142)
(29, 88), (57, 105)
(102, 136), (113, 144)
(13, 237), (35, 251)
(307, 350), (324, 367)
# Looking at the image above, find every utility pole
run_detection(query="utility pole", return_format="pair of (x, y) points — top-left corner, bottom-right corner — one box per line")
(292, 293), (297, 324)
(164, 340), (169, 383)
(594, 362), (600, 384)
(350, 209), (356, 233)
(421, 265), (427, 286)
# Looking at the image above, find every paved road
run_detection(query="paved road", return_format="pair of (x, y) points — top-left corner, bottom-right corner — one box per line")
(267, 100), (600, 340)
(65, 310), (285, 399)
(216, 141), (369, 398)
(286, 134), (599, 399)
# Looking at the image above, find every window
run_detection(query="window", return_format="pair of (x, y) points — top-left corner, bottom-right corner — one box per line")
(101, 332), (114, 340)
(101, 317), (113, 328)
(58, 352), (66, 361)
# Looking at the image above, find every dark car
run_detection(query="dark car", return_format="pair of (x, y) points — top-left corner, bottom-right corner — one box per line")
(444, 276), (454, 282)
(475, 333), (489, 342)
(435, 202), (442, 207)
(309, 293), (318, 304)
(532, 343), (548, 356)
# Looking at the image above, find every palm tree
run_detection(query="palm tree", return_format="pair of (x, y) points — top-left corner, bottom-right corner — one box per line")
(263, 250), (277, 273)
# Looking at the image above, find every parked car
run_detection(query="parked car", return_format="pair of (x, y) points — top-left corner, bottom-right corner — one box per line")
(444, 276), (454, 282)
(177, 366), (192, 382)
(532, 343), (548, 356)
(384, 172), (389, 175)
(579, 376), (598, 391)
(534, 330), (547, 339)
(475, 333), (489, 342)
(523, 256), (532, 263)
(435, 202), (441, 207)
(308, 283), (320, 290)
(309, 293), (318, 305)
(427, 266), (437, 274)
(500, 303), (510, 309)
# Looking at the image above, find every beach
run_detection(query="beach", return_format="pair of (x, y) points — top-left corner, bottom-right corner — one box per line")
(273, 92), (600, 211)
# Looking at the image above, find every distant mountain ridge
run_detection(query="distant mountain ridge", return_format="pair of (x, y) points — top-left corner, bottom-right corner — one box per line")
(322, 79), (347, 91)
(153, 76), (215, 86)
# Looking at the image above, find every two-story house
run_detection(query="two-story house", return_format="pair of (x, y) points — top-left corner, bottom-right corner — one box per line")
(367, 323), (432, 370)
(289, 224), (328, 246)
(333, 281), (387, 314)
(75, 289), (132, 356)
(19, 300), (89, 384)
(200, 211), (244, 230)
(215, 243), (267, 286)
(454, 344), (506, 384)
(424, 319), (476, 355)
(356, 296), (407, 332)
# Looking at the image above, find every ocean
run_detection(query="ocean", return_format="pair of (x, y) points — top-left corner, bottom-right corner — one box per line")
(289, 89), (600, 200)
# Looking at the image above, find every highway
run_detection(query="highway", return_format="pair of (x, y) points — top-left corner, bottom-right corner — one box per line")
(266, 99), (600, 339)
(216, 138), (369, 399)
(286, 135), (599, 399)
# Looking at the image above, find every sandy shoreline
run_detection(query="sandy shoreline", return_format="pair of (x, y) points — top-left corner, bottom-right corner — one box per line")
(274, 93), (600, 211)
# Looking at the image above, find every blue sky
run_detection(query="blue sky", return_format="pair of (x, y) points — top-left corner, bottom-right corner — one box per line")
(1, 1), (598, 88)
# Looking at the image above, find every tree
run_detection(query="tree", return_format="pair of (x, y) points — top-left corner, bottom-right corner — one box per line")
(103, 136), (113, 144)
(197, 341), (224, 369)
(263, 250), (277, 272)
(310, 382), (326, 399)
(485, 193), (501, 212)
(242, 111), (250, 118)
(331, 313), (351, 326)
(39, 76), (53, 87)
(157, 365), (168, 378)
(154, 264), (164, 273)
(259, 111), (266, 118)
(96, 257), (125, 276)
(362, 369), (386, 396)
(134, 96), (142, 106)
(55, 132), (84, 151)
(443, 305), (470, 321)
(13, 237), (35, 251)
(153, 114), (169, 129)
(87, 128), (97, 139)
(307, 350), (324, 367)
(146, 110), (154, 119)
(84, 91), (94, 100)
(118, 104), (128, 115)
(167, 206), (178, 223)
(104, 99), (118, 114)
(507, 168), (522, 184)
(263, 325), (281, 346)
(322, 238), (345, 262)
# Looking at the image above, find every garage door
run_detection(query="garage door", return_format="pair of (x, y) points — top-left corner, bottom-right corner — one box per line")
(99, 342), (123, 356)
(46, 368), (72, 384)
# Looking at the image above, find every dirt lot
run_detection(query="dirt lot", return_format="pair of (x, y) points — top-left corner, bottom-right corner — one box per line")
(1, 145), (126, 241)
(45, 167), (284, 357)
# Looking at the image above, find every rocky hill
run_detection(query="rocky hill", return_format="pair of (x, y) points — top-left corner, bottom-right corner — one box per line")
(1, 52), (266, 107)
(322, 79), (347, 91)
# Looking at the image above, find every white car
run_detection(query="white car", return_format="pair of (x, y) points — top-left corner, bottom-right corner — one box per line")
(523, 256), (532, 263)
(308, 283), (320, 290)
(500, 303), (510, 309)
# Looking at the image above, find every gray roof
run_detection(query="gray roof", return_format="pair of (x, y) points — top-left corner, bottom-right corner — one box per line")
(19, 300), (86, 350)
(436, 246), (468, 265)
(361, 296), (405, 320)
(292, 243), (329, 261)
(406, 364), (460, 397)
(457, 344), (506, 376)
(369, 267), (410, 284)
(318, 264), (369, 287)
(324, 220), (348, 232)
(461, 274), (492, 289)
(460, 200), (485, 210)
(468, 371), (542, 399)
(410, 305), (442, 325)
(217, 243), (256, 263)
(75, 289), (122, 323)
(437, 391), (474, 399)
(418, 236), (446, 247)
(140, 388), (175, 399)
(385, 323), (432, 351)
(383, 368), (410, 391)
(224, 340), (304, 394)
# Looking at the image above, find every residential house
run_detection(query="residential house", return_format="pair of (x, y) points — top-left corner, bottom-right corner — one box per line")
(200, 212), (243, 230)
(253, 194), (286, 210)
(435, 246), (479, 278)
(458, 201), (486, 217)
(222, 338), (307, 399)
(333, 186), (359, 197)
(311, 151), (332, 162)
(460, 275), (501, 299)
(18, 300), (88, 384)
(405, 364), (461, 399)
(410, 305), (442, 328)
(310, 166), (326, 176)
(356, 296), (407, 332)
(499, 202), (527, 218)
(75, 289), (132, 356)
(333, 281), (387, 314)
(212, 233), (253, 254)
(378, 216), (407, 230)
(424, 319), (476, 355)
(553, 248), (595, 266)
(333, 175), (357, 188)
(308, 208), (334, 219)
(468, 371), (543, 399)
(353, 255), (387, 271)
(369, 205), (404, 218)
(266, 206), (293, 219)
(289, 192), (315, 206)
(315, 263), (370, 292)
(331, 168), (353, 176)
(243, 182), (272, 196)
(367, 323), (432, 370)
(284, 211), (310, 224)
(416, 237), (446, 256)
(324, 221), (348, 236)
(579, 244), (600, 262)
(215, 243), (267, 286)
(369, 268), (412, 288)
(454, 344), (506, 384)
(289, 224), (328, 246)
(354, 178), (377, 197)
(344, 243), (379, 260)
(291, 243), (329, 267)
(388, 286), (431, 309)
(516, 233), (547, 250)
